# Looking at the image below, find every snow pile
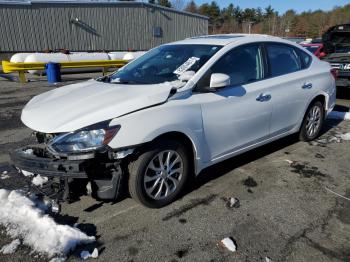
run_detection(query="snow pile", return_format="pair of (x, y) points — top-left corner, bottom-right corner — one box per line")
(32, 175), (48, 187)
(340, 132), (350, 141)
(0, 189), (95, 257)
(0, 239), (21, 254)
(80, 248), (99, 260)
(219, 237), (237, 252)
(327, 111), (350, 121)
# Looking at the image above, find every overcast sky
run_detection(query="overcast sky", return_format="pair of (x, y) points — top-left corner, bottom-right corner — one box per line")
(194, 0), (349, 14)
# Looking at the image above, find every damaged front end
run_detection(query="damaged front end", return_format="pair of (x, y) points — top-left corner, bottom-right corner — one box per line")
(10, 130), (133, 213)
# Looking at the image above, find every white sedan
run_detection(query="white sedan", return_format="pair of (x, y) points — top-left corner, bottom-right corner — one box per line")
(12, 34), (336, 209)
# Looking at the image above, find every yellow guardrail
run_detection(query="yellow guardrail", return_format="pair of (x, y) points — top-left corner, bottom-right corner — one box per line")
(1, 60), (128, 83)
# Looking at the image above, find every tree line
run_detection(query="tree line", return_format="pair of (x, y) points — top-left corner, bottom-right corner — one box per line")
(144, 0), (350, 38)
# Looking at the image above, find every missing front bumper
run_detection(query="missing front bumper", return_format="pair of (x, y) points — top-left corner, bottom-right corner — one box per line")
(9, 146), (124, 205)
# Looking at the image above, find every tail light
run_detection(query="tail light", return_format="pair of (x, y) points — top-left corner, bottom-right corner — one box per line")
(330, 68), (338, 81)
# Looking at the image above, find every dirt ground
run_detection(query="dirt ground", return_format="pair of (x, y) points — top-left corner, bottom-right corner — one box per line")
(0, 73), (349, 262)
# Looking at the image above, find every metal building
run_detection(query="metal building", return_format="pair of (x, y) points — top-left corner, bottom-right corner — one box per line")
(0, 1), (208, 52)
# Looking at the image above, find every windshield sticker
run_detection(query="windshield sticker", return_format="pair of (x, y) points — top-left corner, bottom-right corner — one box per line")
(173, 57), (200, 75)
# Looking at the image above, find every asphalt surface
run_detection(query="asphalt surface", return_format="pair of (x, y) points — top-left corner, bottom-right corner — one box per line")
(0, 73), (349, 262)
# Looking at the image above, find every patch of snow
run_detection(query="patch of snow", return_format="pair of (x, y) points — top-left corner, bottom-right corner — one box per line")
(81, 248), (99, 260)
(49, 257), (66, 262)
(0, 239), (21, 254)
(220, 237), (237, 252)
(91, 248), (99, 258)
(328, 136), (341, 143)
(340, 132), (350, 141)
(80, 250), (90, 260)
(327, 111), (350, 121)
(21, 170), (34, 177)
(86, 182), (92, 195)
(32, 175), (48, 187)
(23, 149), (34, 155)
(1, 171), (10, 180)
(0, 189), (95, 257)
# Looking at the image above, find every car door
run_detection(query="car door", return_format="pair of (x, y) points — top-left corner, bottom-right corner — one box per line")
(264, 43), (314, 136)
(195, 43), (273, 161)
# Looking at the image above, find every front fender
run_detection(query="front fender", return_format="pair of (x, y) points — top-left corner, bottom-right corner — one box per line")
(108, 99), (211, 169)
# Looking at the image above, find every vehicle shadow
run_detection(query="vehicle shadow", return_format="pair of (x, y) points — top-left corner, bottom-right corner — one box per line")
(189, 134), (300, 193)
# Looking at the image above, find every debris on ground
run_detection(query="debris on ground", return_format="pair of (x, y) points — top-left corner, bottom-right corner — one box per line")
(226, 197), (240, 209)
(0, 189), (95, 258)
(0, 239), (21, 254)
(327, 111), (350, 121)
(80, 248), (99, 260)
(32, 175), (48, 187)
(325, 187), (350, 201)
(284, 159), (294, 164)
(265, 256), (273, 262)
(219, 237), (237, 252)
(243, 176), (257, 187)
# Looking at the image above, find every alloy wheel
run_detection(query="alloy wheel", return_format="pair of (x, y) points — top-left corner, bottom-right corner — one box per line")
(143, 150), (184, 200)
(306, 105), (321, 137)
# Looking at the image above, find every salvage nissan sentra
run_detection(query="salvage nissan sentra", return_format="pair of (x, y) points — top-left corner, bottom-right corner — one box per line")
(10, 34), (336, 210)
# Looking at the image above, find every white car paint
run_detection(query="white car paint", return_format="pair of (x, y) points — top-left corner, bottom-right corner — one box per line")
(21, 79), (175, 133)
(21, 34), (336, 174)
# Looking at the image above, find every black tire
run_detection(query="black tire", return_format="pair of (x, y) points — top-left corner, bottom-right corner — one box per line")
(128, 138), (190, 208)
(299, 101), (324, 141)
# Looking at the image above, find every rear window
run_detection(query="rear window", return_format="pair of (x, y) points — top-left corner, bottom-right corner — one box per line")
(266, 43), (302, 77)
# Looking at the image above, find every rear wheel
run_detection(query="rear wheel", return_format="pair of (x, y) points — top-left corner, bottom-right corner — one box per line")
(128, 138), (190, 208)
(299, 101), (324, 141)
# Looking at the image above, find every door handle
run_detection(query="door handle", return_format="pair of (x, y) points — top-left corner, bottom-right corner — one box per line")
(256, 93), (271, 102)
(302, 83), (313, 89)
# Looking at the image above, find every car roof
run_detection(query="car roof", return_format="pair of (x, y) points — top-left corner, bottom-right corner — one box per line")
(300, 43), (323, 47)
(168, 34), (289, 46)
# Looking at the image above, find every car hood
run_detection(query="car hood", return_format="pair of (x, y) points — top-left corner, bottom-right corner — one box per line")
(21, 79), (175, 133)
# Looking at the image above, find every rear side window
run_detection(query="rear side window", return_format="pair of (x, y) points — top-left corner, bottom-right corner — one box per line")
(296, 48), (312, 69)
(266, 43), (302, 77)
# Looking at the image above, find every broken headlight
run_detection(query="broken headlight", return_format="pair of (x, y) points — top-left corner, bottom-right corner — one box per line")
(49, 121), (120, 154)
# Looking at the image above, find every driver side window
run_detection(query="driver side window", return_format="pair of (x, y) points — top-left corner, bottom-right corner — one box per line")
(196, 44), (264, 92)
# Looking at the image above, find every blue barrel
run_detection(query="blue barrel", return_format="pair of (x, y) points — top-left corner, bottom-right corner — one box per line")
(45, 62), (61, 83)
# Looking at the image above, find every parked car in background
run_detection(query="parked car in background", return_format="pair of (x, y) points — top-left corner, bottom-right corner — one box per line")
(321, 24), (350, 88)
(10, 34), (336, 210)
(300, 43), (326, 58)
(282, 37), (306, 44)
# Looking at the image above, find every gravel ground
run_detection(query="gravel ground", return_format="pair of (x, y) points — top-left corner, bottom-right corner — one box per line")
(0, 73), (349, 262)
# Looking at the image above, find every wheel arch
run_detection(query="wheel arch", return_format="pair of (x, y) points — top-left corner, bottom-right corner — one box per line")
(298, 93), (328, 131)
(151, 131), (198, 175)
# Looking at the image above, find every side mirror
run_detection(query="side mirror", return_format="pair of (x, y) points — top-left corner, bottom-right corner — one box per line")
(210, 73), (230, 89)
(178, 70), (195, 81)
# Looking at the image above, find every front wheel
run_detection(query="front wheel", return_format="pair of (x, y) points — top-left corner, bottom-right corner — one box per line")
(127, 138), (190, 208)
(299, 101), (324, 141)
